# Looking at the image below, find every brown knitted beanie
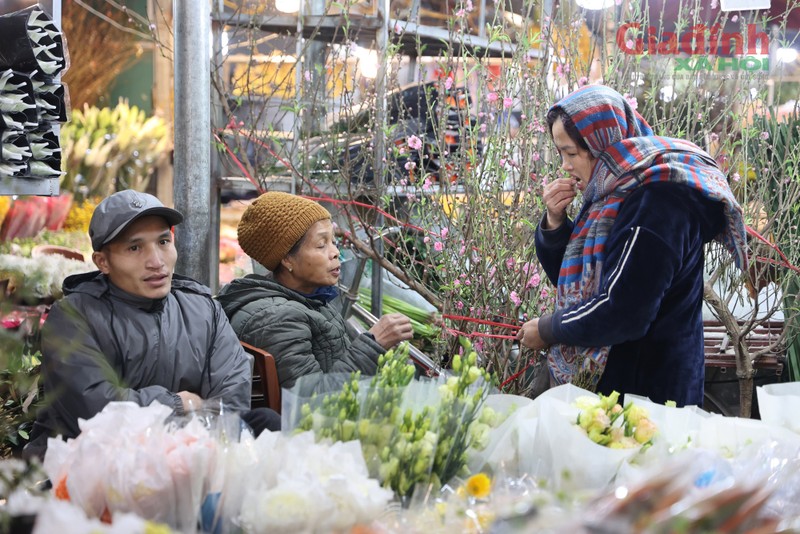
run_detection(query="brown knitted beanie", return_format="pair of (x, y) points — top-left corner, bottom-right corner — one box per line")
(237, 192), (331, 271)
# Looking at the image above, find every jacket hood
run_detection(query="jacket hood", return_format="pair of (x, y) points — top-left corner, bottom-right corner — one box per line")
(62, 271), (212, 300)
(217, 274), (321, 317)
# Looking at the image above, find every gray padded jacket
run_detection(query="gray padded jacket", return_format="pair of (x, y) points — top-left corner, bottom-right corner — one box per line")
(217, 274), (385, 396)
(25, 271), (252, 457)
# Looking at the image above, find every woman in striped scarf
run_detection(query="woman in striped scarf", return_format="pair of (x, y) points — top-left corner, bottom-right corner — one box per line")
(516, 85), (748, 406)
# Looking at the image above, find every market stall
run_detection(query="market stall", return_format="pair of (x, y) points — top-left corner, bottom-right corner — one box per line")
(1, 0), (800, 531)
(2, 343), (800, 532)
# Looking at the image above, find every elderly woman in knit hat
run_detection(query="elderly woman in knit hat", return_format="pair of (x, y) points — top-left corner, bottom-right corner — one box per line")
(217, 192), (413, 395)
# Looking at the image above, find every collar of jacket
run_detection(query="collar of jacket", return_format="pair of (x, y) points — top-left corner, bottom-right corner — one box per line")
(106, 281), (167, 312)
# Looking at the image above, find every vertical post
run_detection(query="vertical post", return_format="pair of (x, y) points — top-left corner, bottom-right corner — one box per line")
(370, 0), (390, 317)
(51, 0), (61, 30)
(209, 16), (226, 293)
(173, 0), (213, 286)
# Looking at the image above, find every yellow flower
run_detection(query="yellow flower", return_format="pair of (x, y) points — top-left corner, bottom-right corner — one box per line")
(625, 405), (649, 427)
(63, 197), (99, 233)
(144, 521), (172, 534)
(0, 196), (10, 227)
(633, 418), (657, 444)
(465, 473), (491, 499)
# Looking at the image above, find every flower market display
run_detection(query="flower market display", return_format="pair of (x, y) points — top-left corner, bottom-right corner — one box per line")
(2, 0), (800, 532)
(1, 353), (800, 532)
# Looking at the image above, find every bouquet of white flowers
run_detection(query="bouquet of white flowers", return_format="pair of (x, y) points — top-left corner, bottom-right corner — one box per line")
(209, 431), (393, 534)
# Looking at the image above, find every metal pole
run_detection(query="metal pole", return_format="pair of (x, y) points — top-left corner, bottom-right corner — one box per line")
(51, 0), (61, 30)
(209, 16), (226, 293)
(173, 0), (213, 286)
(370, 0), (390, 317)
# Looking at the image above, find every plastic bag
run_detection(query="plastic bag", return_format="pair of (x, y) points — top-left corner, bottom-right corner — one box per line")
(756, 382), (800, 435)
(693, 412), (800, 458)
(582, 449), (771, 534)
(466, 393), (533, 477)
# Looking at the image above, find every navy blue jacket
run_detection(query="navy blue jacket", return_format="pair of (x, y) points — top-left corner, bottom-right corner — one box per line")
(536, 182), (725, 406)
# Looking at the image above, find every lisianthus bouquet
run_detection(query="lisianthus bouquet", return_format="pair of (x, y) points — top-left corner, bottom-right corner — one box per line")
(387, 472), (498, 533)
(0, 253), (92, 301)
(573, 391), (657, 450)
(528, 385), (656, 493)
(291, 341), (494, 501)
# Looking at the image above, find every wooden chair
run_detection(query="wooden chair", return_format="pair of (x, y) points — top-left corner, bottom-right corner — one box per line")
(240, 341), (281, 414)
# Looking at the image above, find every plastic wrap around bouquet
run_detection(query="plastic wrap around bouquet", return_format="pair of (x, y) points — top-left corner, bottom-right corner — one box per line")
(282, 341), (494, 503)
(42, 401), (236, 533)
(465, 393), (535, 478)
(757, 382), (800, 436)
(578, 437), (800, 533)
(209, 430), (393, 534)
(469, 384), (665, 495)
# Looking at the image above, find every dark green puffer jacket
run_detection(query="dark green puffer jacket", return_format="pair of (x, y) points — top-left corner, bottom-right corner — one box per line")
(217, 274), (386, 396)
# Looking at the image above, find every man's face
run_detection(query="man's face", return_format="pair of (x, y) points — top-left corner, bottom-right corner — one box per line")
(92, 215), (177, 299)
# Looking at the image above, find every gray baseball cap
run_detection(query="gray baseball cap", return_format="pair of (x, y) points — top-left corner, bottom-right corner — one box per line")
(89, 190), (183, 251)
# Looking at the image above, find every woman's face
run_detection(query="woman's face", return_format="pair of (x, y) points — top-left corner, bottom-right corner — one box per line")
(280, 219), (340, 293)
(551, 117), (598, 192)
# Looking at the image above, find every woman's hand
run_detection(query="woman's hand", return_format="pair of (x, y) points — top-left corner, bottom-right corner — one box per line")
(543, 177), (578, 230)
(369, 313), (414, 349)
(516, 318), (549, 351)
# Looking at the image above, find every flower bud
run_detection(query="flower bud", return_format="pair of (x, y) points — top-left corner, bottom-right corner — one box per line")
(466, 366), (482, 385)
(600, 391), (620, 411)
(626, 405), (649, 427)
(633, 418), (657, 444)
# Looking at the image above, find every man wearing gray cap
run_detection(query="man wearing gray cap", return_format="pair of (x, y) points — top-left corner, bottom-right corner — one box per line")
(24, 189), (276, 459)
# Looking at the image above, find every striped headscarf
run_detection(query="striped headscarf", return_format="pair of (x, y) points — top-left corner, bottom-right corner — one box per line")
(546, 85), (748, 389)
